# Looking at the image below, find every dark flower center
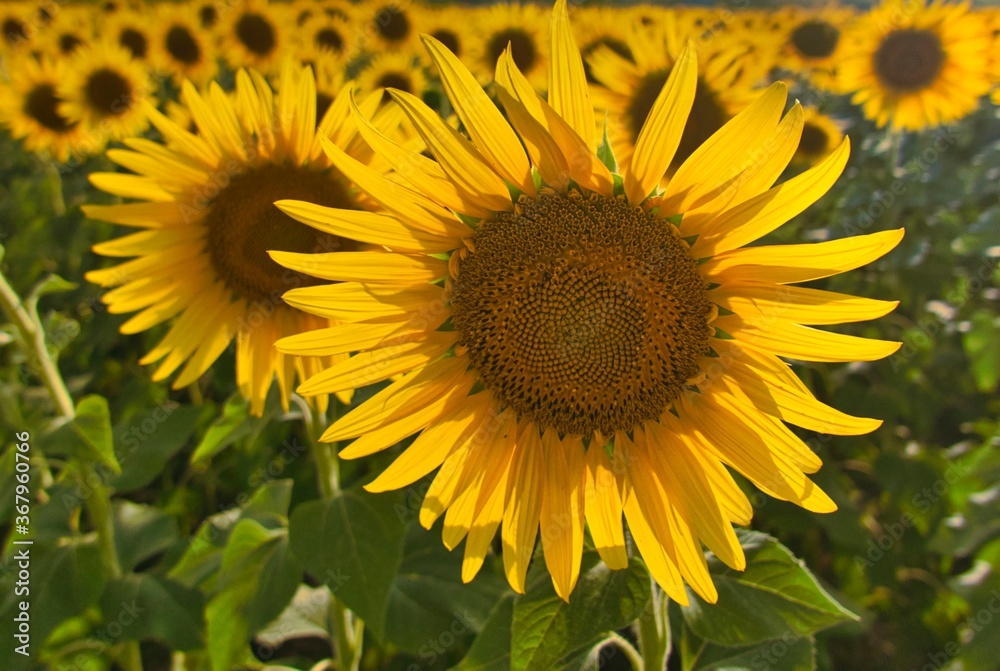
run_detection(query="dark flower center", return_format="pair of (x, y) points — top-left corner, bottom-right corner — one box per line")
(3, 18), (27, 46)
(58, 33), (83, 54)
(376, 7), (410, 42)
(487, 29), (537, 73)
(165, 25), (201, 65)
(451, 191), (710, 437)
(798, 122), (830, 156)
(790, 20), (840, 59)
(873, 28), (945, 92)
(85, 68), (133, 118)
(24, 84), (76, 133)
(199, 5), (218, 28)
(203, 164), (360, 304)
(315, 27), (343, 53)
(377, 72), (412, 93)
(119, 28), (148, 59)
(236, 13), (276, 57)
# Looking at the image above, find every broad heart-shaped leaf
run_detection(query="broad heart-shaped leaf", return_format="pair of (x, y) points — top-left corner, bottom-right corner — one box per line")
(679, 618), (815, 671)
(453, 596), (515, 671)
(169, 479), (293, 590)
(384, 521), (507, 654)
(100, 574), (205, 650)
(0, 538), (105, 671)
(288, 489), (407, 641)
(510, 552), (652, 671)
(73, 395), (120, 474)
(681, 531), (857, 648)
(112, 404), (201, 492)
(206, 518), (302, 671)
(113, 500), (179, 572)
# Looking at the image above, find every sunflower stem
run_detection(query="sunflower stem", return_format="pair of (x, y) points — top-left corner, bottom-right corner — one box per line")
(888, 128), (906, 177)
(301, 398), (363, 669)
(637, 585), (670, 671)
(0, 266), (75, 418)
(0, 266), (142, 671)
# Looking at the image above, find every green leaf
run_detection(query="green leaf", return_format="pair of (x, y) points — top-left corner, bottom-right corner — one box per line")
(169, 479), (294, 589)
(26, 273), (77, 318)
(963, 310), (1000, 393)
(206, 518), (302, 671)
(453, 596), (515, 671)
(680, 623), (815, 671)
(113, 500), (179, 572)
(288, 489), (407, 641)
(73, 395), (120, 474)
(0, 539), (105, 668)
(112, 403), (201, 491)
(190, 395), (257, 464)
(681, 531), (857, 648)
(100, 574), (205, 650)
(384, 521), (506, 654)
(510, 552), (652, 671)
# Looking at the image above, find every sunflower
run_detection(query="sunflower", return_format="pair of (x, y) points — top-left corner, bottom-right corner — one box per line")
(0, 2), (33, 53)
(46, 13), (91, 57)
(220, 0), (290, 74)
(153, 6), (218, 86)
(273, 0), (903, 602)
(352, 0), (421, 53)
(105, 11), (153, 62)
(0, 55), (91, 162)
(838, 0), (991, 131)
(298, 13), (354, 67)
(83, 61), (406, 415)
(794, 108), (844, 165)
(194, 0), (219, 30)
(356, 52), (428, 102)
(58, 41), (153, 145)
(466, 3), (549, 90)
(588, 20), (759, 175)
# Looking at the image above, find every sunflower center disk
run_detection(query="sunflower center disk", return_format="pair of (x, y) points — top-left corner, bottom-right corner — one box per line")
(236, 13), (276, 56)
(790, 20), (840, 59)
(204, 164), (359, 304)
(25, 84), (76, 133)
(166, 26), (201, 65)
(488, 29), (537, 72)
(874, 28), (945, 92)
(799, 122), (829, 155)
(85, 69), (133, 117)
(451, 192), (712, 437)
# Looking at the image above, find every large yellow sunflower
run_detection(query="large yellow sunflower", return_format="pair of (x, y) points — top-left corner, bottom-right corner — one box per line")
(58, 41), (153, 146)
(588, 19), (760, 175)
(83, 62), (403, 415)
(838, 0), (991, 131)
(0, 55), (91, 162)
(220, 0), (291, 74)
(152, 5), (218, 86)
(466, 3), (550, 90)
(273, 0), (903, 602)
(105, 11), (153, 62)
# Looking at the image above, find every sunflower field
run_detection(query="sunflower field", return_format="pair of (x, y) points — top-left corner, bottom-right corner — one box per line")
(1, 0), (999, 669)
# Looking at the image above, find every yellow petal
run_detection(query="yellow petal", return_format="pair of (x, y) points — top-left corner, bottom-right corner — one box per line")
(692, 138), (850, 256)
(89, 173), (174, 202)
(716, 314), (901, 362)
(275, 200), (461, 254)
(319, 134), (468, 238)
(421, 34), (534, 195)
(624, 42), (697, 206)
(300, 331), (457, 396)
(540, 429), (586, 601)
(701, 229), (905, 284)
(82, 202), (190, 228)
(282, 282), (444, 322)
(710, 339), (883, 435)
(583, 442), (628, 570)
(502, 426), (543, 594)
(709, 281), (899, 325)
(270, 251), (447, 285)
(548, 0), (596, 150)
(387, 89), (512, 213)
(662, 82), (787, 215)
